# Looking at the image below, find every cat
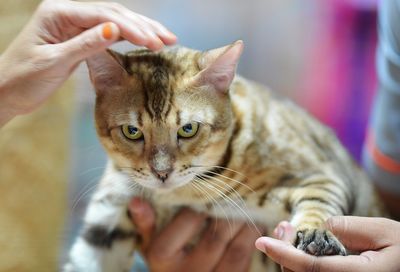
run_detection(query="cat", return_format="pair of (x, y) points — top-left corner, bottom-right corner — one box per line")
(64, 41), (384, 271)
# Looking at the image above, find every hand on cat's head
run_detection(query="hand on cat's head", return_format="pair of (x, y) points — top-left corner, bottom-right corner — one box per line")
(0, 0), (176, 126)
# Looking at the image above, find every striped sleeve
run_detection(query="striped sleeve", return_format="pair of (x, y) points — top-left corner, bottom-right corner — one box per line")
(362, 0), (400, 194)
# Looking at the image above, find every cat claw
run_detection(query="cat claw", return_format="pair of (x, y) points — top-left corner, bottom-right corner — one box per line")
(295, 229), (346, 256)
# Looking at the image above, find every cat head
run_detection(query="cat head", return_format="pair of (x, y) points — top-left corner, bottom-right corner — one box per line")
(87, 41), (243, 192)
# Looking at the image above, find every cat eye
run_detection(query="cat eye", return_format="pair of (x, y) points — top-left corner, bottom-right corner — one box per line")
(121, 125), (143, 140)
(177, 122), (199, 138)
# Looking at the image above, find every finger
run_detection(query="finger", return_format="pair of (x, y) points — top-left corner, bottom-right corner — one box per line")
(129, 197), (156, 251)
(66, 1), (176, 50)
(59, 22), (120, 64)
(326, 216), (397, 251)
(272, 222), (296, 272)
(255, 237), (372, 272)
(96, 4), (174, 49)
(214, 224), (259, 272)
(186, 219), (243, 270)
(137, 14), (177, 45)
(148, 209), (206, 258)
(273, 221), (296, 243)
(93, 1), (176, 45)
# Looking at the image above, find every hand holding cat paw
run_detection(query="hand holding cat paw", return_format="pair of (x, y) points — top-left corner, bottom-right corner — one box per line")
(255, 216), (400, 272)
(0, 0), (176, 126)
(129, 198), (259, 272)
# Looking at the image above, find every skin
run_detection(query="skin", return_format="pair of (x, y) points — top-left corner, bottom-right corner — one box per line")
(129, 197), (259, 272)
(130, 198), (400, 272)
(0, 0), (177, 127)
(255, 216), (400, 272)
(1, 1), (399, 270)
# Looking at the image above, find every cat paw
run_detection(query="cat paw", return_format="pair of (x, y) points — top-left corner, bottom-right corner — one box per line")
(295, 229), (346, 256)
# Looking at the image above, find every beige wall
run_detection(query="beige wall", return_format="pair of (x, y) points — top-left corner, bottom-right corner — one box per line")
(0, 1), (74, 271)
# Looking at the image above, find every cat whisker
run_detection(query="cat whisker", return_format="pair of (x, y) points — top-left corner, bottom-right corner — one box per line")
(71, 174), (104, 211)
(192, 178), (233, 236)
(198, 174), (246, 207)
(191, 165), (248, 179)
(182, 91), (203, 109)
(71, 173), (140, 212)
(200, 170), (256, 195)
(190, 180), (218, 213)
(198, 173), (246, 207)
(126, 182), (141, 193)
(190, 181), (224, 235)
(196, 178), (261, 236)
(192, 119), (207, 126)
(78, 166), (106, 177)
(71, 185), (98, 211)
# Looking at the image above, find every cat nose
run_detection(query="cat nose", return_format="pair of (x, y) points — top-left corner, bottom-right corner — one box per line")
(151, 168), (172, 183)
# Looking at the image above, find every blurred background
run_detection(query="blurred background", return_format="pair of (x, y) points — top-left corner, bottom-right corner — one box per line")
(0, 0), (379, 271)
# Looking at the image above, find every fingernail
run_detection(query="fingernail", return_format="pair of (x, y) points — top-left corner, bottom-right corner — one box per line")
(102, 22), (114, 40)
(255, 238), (267, 252)
(277, 226), (284, 239)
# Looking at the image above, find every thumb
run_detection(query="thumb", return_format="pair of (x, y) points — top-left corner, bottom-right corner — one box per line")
(325, 216), (395, 251)
(60, 22), (120, 64)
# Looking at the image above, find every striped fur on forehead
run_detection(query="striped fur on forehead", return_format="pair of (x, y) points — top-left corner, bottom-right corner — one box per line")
(124, 48), (203, 122)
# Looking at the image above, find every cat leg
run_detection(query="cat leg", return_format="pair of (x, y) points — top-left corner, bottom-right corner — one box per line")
(288, 174), (350, 256)
(64, 187), (138, 272)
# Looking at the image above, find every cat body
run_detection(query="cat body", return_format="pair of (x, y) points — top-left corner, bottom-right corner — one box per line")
(65, 42), (383, 272)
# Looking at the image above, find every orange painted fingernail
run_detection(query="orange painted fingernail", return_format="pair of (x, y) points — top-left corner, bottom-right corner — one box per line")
(102, 23), (114, 40)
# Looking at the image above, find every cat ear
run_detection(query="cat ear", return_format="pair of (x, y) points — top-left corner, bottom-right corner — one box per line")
(196, 40), (244, 94)
(86, 49), (128, 94)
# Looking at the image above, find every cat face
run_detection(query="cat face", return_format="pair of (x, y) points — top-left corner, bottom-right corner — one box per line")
(87, 41), (243, 192)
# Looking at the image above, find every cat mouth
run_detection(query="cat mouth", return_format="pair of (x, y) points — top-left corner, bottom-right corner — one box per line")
(133, 174), (196, 192)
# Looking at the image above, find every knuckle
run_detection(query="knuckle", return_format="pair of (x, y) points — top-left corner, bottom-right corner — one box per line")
(79, 36), (96, 53)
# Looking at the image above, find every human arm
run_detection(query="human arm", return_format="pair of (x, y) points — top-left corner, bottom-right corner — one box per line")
(362, 0), (400, 219)
(0, 0), (176, 127)
(129, 198), (259, 272)
(255, 216), (400, 272)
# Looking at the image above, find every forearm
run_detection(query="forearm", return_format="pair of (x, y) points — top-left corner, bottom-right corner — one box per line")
(362, 0), (400, 208)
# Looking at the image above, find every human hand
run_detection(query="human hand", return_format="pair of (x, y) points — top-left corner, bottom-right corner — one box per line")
(0, 0), (176, 126)
(129, 198), (259, 272)
(255, 216), (400, 272)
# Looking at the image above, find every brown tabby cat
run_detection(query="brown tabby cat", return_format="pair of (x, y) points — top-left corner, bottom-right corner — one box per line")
(65, 41), (383, 271)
